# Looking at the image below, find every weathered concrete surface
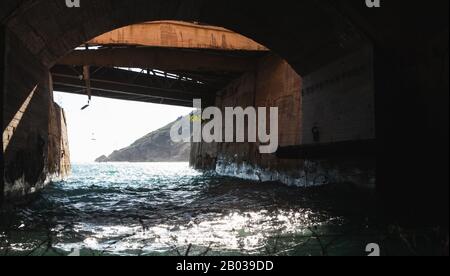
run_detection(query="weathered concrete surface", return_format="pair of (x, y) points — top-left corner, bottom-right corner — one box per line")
(2, 28), (70, 200)
(47, 92), (71, 179)
(2, 29), (49, 199)
(301, 46), (375, 144)
(191, 52), (376, 189)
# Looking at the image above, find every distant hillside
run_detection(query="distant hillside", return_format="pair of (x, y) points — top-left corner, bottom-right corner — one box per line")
(95, 117), (190, 163)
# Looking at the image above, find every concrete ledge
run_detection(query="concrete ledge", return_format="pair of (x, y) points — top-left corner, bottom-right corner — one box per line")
(276, 139), (377, 159)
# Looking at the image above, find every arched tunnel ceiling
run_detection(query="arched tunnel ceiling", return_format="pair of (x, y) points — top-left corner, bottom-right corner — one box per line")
(1, 0), (369, 75)
(87, 21), (268, 51)
(1, 0), (448, 75)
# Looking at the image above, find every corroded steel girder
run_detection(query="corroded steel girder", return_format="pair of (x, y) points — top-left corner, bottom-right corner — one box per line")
(59, 47), (260, 73)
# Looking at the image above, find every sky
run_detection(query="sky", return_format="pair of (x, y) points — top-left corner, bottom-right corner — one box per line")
(54, 92), (193, 163)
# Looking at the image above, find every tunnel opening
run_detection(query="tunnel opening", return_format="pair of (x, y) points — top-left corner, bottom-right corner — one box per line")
(3, 2), (380, 202)
(1, 1), (448, 256)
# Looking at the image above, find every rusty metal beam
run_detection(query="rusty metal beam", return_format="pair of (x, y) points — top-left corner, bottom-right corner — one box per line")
(52, 74), (209, 101)
(51, 66), (216, 107)
(53, 83), (196, 107)
(82, 65), (91, 100)
(88, 21), (268, 51)
(51, 65), (221, 94)
(59, 47), (260, 73)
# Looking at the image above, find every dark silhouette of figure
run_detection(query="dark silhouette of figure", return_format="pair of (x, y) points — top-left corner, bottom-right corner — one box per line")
(312, 125), (320, 143)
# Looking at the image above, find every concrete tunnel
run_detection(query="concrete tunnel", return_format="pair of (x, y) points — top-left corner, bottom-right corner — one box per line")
(0, 0), (448, 226)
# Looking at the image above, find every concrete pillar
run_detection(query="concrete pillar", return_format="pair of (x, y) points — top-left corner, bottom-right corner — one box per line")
(1, 28), (51, 200)
(374, 33), (449, 225)
(0, 27), (70, 202)
(0, 26), (5, 205)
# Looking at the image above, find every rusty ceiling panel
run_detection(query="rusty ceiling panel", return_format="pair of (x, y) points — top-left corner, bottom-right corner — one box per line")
(88, 21), (269, 51)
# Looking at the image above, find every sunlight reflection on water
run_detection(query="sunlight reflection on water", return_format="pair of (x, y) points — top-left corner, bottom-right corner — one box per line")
(1, 162), (375, 256)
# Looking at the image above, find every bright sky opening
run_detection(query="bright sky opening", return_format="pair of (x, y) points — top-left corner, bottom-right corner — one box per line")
(54, 92), (193, 163)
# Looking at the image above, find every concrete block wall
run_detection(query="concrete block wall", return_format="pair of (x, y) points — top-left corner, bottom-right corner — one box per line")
(192, 52), (376, 188)
(301, 46), (376, 144)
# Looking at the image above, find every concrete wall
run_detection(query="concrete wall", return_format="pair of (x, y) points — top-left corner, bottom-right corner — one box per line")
(301, 46), (375, 144)
(3, 28), (49, 199)
(192, 51), (376, 188)
(374, 32), (449, 222)
(1, 26), (5, 204)
(2, 28), (70, 201)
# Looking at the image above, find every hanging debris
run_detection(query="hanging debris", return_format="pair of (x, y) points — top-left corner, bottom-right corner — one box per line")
(81, 64), (91, 110)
